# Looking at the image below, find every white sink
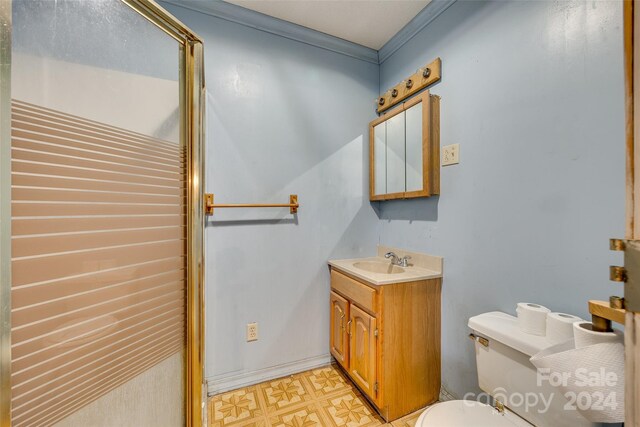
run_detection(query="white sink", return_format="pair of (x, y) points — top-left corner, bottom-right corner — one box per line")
(329, 247), (442, 286)
(353, 261), (405, 274)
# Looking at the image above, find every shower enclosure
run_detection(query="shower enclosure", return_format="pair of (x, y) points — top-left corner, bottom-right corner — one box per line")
(0, 0), (205, 425)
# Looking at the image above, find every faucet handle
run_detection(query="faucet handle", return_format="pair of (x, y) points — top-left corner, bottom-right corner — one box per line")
(400, 255), (412, 267)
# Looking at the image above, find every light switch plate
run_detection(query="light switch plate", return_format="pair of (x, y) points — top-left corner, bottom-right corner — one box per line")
(442, 144), (459, 166)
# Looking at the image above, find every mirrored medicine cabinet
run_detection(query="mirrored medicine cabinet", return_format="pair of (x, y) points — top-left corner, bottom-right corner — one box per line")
(369, 90), (440, 201)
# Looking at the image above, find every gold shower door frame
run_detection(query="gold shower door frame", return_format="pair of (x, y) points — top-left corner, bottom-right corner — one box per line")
(0, 1), (206, 426)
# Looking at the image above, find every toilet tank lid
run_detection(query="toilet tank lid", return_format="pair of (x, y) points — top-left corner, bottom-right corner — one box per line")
(468, 311), (553, 357)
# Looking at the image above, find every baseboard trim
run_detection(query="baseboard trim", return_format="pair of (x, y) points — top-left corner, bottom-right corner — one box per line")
(207, 354), (332, 395)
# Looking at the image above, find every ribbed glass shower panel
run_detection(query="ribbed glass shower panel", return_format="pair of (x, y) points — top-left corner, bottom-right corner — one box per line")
(10, 0), (186, 425)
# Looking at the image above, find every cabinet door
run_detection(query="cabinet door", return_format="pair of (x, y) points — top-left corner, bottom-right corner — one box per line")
(330, 291), (349, 369)
(349, 304), (377, 399)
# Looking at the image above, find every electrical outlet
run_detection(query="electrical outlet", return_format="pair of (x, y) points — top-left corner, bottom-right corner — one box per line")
(442, 144), (460, 166)
(247, 322), (258, 342)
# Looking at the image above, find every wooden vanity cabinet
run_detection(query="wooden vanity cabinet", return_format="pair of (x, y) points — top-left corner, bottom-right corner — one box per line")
(329, 268), (441, 422)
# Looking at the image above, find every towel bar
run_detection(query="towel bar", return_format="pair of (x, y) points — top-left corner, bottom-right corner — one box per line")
(204, 194), (298, 215)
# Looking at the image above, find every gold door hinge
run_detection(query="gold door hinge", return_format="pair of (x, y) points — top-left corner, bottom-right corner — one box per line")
(373, 382), (378, 394)
(610, 238), (640, 312)
(610, 266), (627, 282)
(374, 328), (378, 338)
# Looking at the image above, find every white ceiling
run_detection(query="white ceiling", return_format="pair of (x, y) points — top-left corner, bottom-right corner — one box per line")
(223, 0), (431, 50)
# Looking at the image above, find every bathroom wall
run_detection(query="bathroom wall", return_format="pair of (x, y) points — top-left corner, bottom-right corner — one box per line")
(161, 3), (381, 392)
(377, 0), (625, 398)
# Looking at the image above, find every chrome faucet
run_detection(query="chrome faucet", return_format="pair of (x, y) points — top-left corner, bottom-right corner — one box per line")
(385, 252), (411, 267)
(384, 251), (399, 264)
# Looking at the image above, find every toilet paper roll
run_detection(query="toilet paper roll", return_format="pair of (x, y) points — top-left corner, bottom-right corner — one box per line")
(573, 321), (624, 349)
(546, 312), (583, 345)
(530, 339), (625, 423)
(516, 303), (550, 336)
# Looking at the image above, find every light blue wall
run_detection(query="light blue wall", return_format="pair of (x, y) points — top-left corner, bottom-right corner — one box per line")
(378, 0), (626, 398)
(163, 0), (626, 400)
(160, 3), (381, 388)
(13, 0), (178, 80)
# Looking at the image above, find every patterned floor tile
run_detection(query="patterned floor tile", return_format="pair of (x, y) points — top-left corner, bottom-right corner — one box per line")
(302, 365), (353, 398)
(208, 364), (433, 427)
(259, 375), (313, 412)
(390, 408), (424, 427)
(318, 390), (386, 427)
(217, 419), (268, 427)
(211, 386), (264, 426)
(268, 403), (325, 426)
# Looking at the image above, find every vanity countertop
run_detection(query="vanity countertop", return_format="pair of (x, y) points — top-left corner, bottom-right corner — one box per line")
(328, 245), (442, 286)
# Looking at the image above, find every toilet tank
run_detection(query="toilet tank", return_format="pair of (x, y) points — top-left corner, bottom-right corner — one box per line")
(468, 312), (599, 427)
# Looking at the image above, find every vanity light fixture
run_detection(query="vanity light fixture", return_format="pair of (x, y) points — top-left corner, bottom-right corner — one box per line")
(377, 57), (441, 113)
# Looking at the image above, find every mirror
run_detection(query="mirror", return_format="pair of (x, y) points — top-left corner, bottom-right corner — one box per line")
(369, 90), (440, 201)
(386, 111), (405, 194)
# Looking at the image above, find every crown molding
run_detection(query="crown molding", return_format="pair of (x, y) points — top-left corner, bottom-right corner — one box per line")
(378, 0), (456, 64)
(160, 0), (456, 66)
(159, 0), (379, 64)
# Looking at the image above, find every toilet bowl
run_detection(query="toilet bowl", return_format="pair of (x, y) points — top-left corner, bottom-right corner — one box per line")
(415, 400), (531, 426)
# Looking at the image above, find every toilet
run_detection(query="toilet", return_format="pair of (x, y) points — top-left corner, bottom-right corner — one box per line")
(416, 311), (602, 427)
(416, 400), (530, 426)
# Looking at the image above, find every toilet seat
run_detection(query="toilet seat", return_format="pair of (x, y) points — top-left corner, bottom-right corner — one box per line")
(415, 400), (532, 427)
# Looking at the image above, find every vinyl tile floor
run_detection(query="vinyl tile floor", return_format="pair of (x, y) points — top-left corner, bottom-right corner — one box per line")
(208, 364), (430, 427)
